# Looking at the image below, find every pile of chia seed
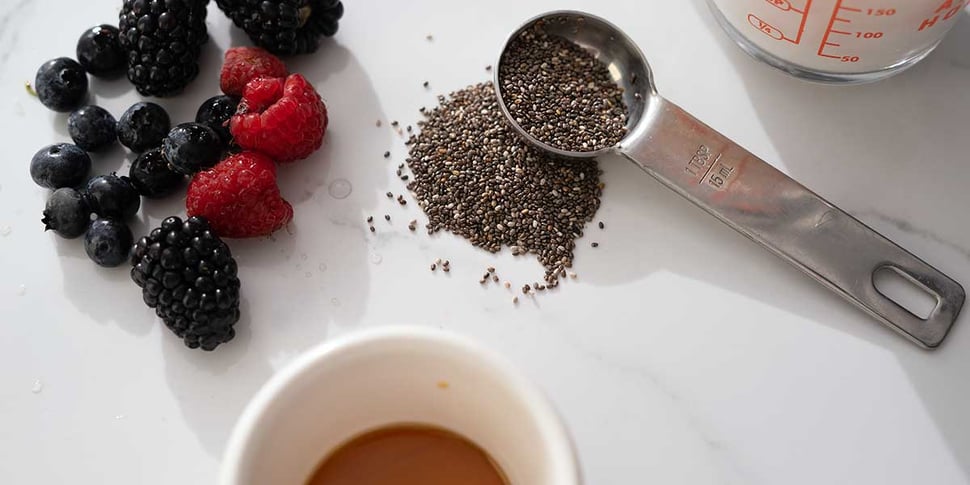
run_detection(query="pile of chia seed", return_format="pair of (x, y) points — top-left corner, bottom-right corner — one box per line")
(405, 83), (602, 285)
(498, 21), (628, 152)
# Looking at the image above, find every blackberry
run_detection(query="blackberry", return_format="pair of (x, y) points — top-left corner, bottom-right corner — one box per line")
(215, 0), (344, 56)
(130, 216), (241, 351)
(117, 102), (171, 152)
(84, 218), (133, 267)
(118, 0), (209, 97)
(34, 58), (88, 112)
(162, 122), (223, 175)
(30, 143), (91, 189)
(68, 105), (117, 152)
(128, 148), (184, 198)
(76, 25), (125, 77)
(43, 188), (91, 239)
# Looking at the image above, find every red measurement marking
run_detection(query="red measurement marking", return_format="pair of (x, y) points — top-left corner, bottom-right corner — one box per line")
(749, 0), (814, 44)
(818, 0), (861, 59)
(794, 0), (813, 44)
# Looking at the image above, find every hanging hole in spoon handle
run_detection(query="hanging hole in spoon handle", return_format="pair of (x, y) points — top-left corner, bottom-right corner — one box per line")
(618, 96), (966, 348)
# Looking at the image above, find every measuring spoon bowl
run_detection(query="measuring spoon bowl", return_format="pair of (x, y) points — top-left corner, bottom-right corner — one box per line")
(494, 10), (656, 160)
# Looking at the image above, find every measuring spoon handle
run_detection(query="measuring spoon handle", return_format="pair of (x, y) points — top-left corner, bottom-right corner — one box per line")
(619, 96), (964, 348)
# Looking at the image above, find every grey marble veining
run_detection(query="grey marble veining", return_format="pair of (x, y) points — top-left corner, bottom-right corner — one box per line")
(0, 0), (33, 72)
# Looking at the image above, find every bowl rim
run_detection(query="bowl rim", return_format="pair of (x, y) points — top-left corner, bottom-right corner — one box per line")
(219, 325), (582, 485)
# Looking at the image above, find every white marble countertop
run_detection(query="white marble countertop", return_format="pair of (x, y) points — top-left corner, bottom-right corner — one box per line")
(2, 0), (970, 483)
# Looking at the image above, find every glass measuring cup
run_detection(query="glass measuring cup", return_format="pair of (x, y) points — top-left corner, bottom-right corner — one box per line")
(494, 11), (965, 348)
(706, 0), (969, 83)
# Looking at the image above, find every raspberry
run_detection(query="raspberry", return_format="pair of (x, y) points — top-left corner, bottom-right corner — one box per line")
(220, 46), (288, 97)
(186, 152), (293, 238)
(230, 74), (327, 163)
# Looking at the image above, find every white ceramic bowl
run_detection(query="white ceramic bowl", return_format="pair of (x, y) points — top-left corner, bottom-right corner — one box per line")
(220, 326), (581, 484)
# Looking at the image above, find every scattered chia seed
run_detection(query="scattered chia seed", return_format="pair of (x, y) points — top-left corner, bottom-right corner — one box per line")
(492, 275), (499, 283)
(426, 34), (433, 41)
(369, 226), (376, 233)
(498, 20), (628, 152)
(405, 82), (602, 285)
(376, 119), (382, 127)
(598, 221), (605, 229)
(443, 266), (450, 273)
(443, 260), (450, 267)
(431, 263), (437, 271)
(386, 191), (393, 198)
(384, 151), (390, 158)
(512, 296), (519, 304)
(384, 214), (390, 221)
(591, 242), (599, 248)
(487, 267), (495, 273)
(391, 120), (399, 127)
(423, 81), (429, 88)
(504, 281), (511, 289)
(485, 65), (492, 71)
(366, 216), (373, 223)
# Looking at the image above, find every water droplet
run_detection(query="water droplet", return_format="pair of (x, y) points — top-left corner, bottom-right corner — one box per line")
(0, 226), (11, 237)
(304, 272), (312, 278)
(370, 253), (383, 265)
(328, 179), (353, 199)
(318, 263), (328, 272)
(331, 297), (341, 307)
(31, 380), (43, 394)
(16, 285), (26, 296)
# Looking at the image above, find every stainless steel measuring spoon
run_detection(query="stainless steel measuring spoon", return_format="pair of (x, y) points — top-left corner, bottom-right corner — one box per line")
(494, 10), (965, 349)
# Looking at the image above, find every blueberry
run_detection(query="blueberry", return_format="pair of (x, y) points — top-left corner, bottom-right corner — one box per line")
(42, 188), (91, 239)
(84, 174), (141, 219)
(76, 25), (125, 77)
(117, 102), (171, 152)
(30, 143), (91, 189)
(128, 148), (184, 198)
(162, 122), (223, 175)
(34, 58), (88, 112)
(68, 105), (117, 152)
(195, 95), (238, 146)
(84, 218), (133, 267)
